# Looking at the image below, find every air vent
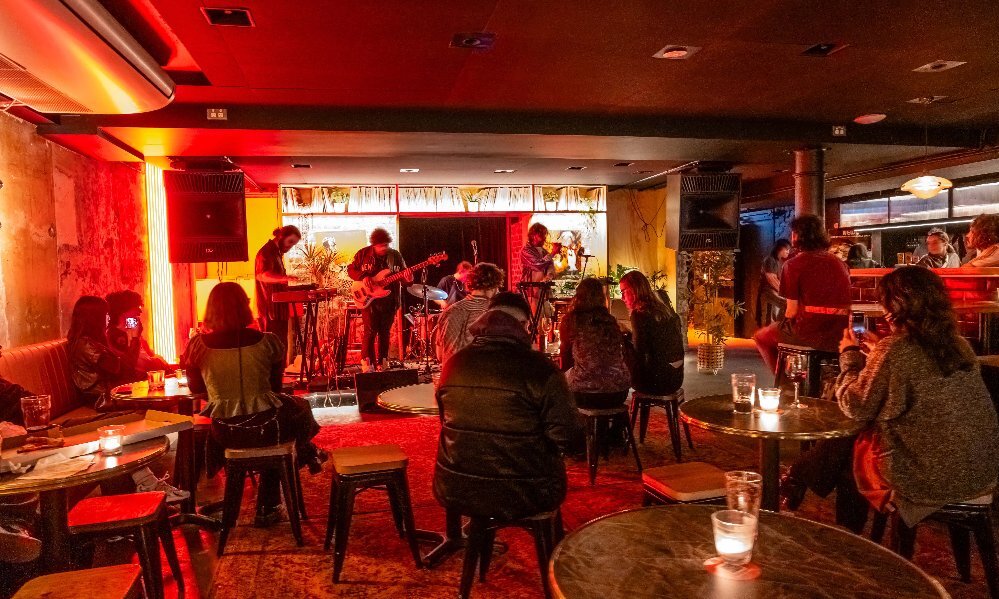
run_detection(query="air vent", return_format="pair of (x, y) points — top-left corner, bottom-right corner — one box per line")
(802, 42), (848, 57)
(680, 231), (740, 251)
(291, 163), (311, 169)
(450, 32), (495, 50)
(913, 60), (966, 73)
(680, 173), (740, 194)
(202, 7), (254, 27)
(907, 95), (949, 104)
(0, 52), (90, 113)
(566, 166), (586, 171)
(614, 162), (635, 167)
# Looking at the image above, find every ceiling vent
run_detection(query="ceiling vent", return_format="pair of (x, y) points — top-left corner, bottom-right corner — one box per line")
(0, 0), (175, 114)
(566, 166), (587, 171)
(202, 7), (254, 27)
(450, 32), (496, 50)
(168, 157), (240, 172)
(614, 162), (635, 167)
(913, 60), (966, 73)
(801, 42), (849, 57)
(907, 95), (949, 104)
(291, 163), (311, 169)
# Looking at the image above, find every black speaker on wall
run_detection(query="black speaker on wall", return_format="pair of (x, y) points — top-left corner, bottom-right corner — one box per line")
(678, 173), (742, 250)
(164, 171), (248, 263)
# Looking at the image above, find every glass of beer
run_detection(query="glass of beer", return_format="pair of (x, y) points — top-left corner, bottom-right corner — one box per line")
(20, 395), (51, 432)
(730, 373), (756, 414)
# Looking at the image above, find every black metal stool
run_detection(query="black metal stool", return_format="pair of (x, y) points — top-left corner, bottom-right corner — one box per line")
(774, 343), (839, 398)
(630, 388), (693, 461)
(459, 510), (563, 599)
(324, 444), (423, 583)
(578, 405), (642, 485)
(870, 494), (998, 598)
(217, 441), (307, 556)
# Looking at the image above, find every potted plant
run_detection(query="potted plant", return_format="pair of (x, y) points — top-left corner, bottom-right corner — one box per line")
(687, 251), (744, 374)
(462, 190), (481, 212)
(543, 189), (559, 211)
(329, 188), (349, 213)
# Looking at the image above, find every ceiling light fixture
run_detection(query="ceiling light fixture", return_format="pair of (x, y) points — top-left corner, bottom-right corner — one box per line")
(653, 45), (701, 59)
(614, 162), (635, 167)
(853, 113), (887, 125)
(202, 7), (254, 27)
(900, 107), (952, 199)
(913, 60), (966, 73)
(802, 42), (848, 57)
(493, 169), (516, 173)
(291, 163), (311, 169)
(400, 168), (420, 173)
(450, 32), (496, 50)
(566, 166), (586, 171)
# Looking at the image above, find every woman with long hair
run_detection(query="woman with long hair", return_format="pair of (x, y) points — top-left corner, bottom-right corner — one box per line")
(183, 282), (324, 527)
(963, 213), (999, 267)
(559, 277), (631, 408)
(782, 267), (999, 531)
(68, 295), (140, 409)
(619, 270), (684, 396)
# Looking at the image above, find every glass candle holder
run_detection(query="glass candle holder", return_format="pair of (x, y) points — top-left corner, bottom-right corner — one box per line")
(712, 510), (758, 570)
(730, 373), (756, 414)
(147, 370), (166, 390)
(758, 388), (781, 413)
(97, 425), (125, 455)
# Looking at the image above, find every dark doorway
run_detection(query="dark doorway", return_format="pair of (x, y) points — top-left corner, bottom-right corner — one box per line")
(398, 215), (509, 297)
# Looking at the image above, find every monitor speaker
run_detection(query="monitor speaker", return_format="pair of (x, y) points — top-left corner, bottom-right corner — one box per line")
(164, 171), (248, 263)
(354, 368), (420, 412)
(678, 173), (741, 250)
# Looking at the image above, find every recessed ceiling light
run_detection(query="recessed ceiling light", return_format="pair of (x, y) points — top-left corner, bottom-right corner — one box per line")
(450, 32), (496, 50)
(653, 45), (701, 60)
(633, 170), (654, 175)
(802, 42), (848, 57)
(291, 163), (311, 169)
(907, 95), (948, 104)
(493, 169), (516, 173)
(913, 60), (966, 73)
(202, 7), (254, 27)
(614, 162), (635, 167)
(566, 166), (586, 171)
(853, 113), (887, 125)
(400, 168), (420, 173)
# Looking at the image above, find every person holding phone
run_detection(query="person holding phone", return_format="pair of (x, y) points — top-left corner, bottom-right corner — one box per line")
(106, 290), (171, 381)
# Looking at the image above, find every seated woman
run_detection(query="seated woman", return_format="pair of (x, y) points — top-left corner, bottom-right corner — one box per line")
(106, 290), (172, 380)
(963, 213), (999, 267)
(183, 282), (324, 527)
(915, 227), (960, 268)
(846, 243), (879, 269)
(559, 277), (631, 408)
(619, 270), (684, 397)
(782, 267), (999, 532)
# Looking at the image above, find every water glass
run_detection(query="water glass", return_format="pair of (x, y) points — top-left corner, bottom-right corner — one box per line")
(20, 395), (51, 431)
(147, 370), (166, 390)
(712, 510), (758, 570)
(758, 388), (781, 413)
(725, 471), (763, 517)
(730, 373), (756, 414)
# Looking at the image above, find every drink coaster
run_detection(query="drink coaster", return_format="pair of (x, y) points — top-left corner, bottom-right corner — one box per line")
(703, 557), (762, 580)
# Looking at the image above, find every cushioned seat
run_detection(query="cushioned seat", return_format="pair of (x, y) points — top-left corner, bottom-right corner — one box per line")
(642, 462), (726, 503)
(0, 339), (82, 421)
(330, 444), (408, 475)
(577, 406), (628, 417)
(68, 491), (165, 531)
(224, 440), (295, 459)
(13, 564), (142, 599)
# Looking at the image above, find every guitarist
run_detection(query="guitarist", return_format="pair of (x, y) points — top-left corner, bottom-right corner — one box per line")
(348, 228), (412, 372)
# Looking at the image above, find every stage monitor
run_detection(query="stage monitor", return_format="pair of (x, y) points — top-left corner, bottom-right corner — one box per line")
(678, 174), (741, 250)
(164, 171), (248, 263)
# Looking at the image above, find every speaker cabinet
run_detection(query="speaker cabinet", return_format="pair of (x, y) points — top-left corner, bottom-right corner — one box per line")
(354, 368), (419, 412)
(679, 173), (741, 250)
(164, 171), (248, 263)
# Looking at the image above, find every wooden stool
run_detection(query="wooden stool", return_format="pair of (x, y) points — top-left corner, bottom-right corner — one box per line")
(871, 494), (998, 598)
(641, 462), (726, 506)
(630, 389), (693, 460)
(460, 510), (563, 599)
(324, 444), (422, 582)
(13, 564), (143, 599)
(67, 492), (182, 599)
(217, 441), (307, 557)
(578, 406), (642, 485)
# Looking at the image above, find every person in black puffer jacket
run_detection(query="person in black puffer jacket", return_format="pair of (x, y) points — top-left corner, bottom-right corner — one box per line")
(433, 292), (579, 521)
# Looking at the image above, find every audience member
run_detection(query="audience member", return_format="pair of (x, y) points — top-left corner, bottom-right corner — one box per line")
(619, 270), (684, 397)
(433, 291), (579, 521)
(963, 214), (999, 267)
(753, 215), (852, 372)
(435, 262), (504, 366)
(68, 296), (140, 409)
(846, 243), (879, 269)
(782, 267), (999, 532)
(0, 361), (40, 564)
(758, 239), (791, 326)
(559, 277), (630, 408)
(183, 282), (324, 527)
(106, 290), (171, 379)
(915, 228), (960, 268)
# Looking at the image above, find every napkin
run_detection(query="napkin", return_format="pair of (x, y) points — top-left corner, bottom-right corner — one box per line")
(16, 453), (96, 481)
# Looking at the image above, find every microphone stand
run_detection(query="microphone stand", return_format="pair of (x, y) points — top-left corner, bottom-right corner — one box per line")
(419, 268), (433, 375)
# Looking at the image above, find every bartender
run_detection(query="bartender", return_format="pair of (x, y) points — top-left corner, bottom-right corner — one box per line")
(254, 225), (301, 348)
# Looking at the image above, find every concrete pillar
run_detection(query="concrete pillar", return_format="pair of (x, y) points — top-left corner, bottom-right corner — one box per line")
(793, 146), (826, 217)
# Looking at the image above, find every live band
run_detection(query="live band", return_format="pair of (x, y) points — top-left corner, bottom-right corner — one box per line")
(253, 223), (565, 384)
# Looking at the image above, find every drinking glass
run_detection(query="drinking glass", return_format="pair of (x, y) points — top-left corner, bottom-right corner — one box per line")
(712, 510), (758, 570)
(784, 354), (808, 408)
(147, 370), (166, 390)
(20, 395), (51, 432)
(725, 471), (763, 517)
(730, 373), (756, 414)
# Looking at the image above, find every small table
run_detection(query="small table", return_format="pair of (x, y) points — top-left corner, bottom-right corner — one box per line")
(550, 505), (949, 598)
(377, 383), (438, 415)
(0, 437), (168, 571)
(680, 394), (863, 511)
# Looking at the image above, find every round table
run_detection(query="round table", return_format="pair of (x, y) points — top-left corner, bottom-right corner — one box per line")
(550, 505), (950, 599)
(109, 380), (197, 412)
(0, 436), (168, 571)
(377, 383), (438, 415)
(679, 394), (863, 511)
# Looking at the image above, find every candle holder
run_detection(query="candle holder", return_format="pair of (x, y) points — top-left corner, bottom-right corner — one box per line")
(97, 425), (125, 456)
(147, 370), (165, 390)
(758, 388), (781, 413)
(711, 510), (758, 572)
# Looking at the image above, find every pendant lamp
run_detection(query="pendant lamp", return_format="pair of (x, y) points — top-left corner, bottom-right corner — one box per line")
(901, 106), (952, 199)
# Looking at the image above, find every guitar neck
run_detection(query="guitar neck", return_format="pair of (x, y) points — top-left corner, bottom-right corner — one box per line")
(382, 259), (435, 284)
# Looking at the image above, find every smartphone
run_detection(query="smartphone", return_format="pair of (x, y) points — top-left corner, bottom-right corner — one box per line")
(851, 313), (866, 339)
(125, 317), (139, 329)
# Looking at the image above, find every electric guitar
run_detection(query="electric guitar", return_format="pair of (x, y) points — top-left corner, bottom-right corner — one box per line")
(350, 252), (448, 309)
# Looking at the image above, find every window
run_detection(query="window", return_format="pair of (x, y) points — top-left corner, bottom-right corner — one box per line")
(840, 198), (888, 227)
(953, 181), (999, 218)
(888, 193), (947, 223)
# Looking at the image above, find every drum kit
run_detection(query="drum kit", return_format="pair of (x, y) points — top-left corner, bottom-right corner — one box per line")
(405, 282), (448, 369)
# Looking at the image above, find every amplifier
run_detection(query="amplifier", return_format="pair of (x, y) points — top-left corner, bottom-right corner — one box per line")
(354, 368), (419, 412)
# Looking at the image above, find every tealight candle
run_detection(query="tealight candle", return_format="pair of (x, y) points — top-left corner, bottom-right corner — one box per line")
(758, 388), (781, 413)
(97, 425), (125, 455)
(712, 510), (757, 569)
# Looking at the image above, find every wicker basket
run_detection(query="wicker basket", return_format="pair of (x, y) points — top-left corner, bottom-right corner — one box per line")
(697, 343), (726, 375)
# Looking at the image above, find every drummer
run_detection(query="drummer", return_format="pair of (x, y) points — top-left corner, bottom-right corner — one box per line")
(435, 261), (472, 308)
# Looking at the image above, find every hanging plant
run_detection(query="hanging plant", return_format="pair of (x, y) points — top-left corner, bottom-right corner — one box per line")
(329, 188), (349, 213)
(462, 190), (482, 212)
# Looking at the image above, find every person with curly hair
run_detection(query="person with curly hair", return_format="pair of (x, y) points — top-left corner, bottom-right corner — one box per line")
(434, 262), (505, 365)
(781, 267), (999, 532)
(963, 213), (999, 267)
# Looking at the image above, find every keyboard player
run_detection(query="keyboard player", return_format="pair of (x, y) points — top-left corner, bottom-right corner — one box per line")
(255, 225), (301, 351)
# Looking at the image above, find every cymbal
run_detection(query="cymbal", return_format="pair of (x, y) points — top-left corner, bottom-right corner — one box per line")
(407, 284), (448, 301)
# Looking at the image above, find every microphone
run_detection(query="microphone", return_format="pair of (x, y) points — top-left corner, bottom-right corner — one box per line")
(471, 240), (477, 251)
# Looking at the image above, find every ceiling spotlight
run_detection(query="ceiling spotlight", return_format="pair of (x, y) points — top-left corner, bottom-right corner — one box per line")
(907, 96), (948, 104)
(450, 32), (496, 50)
(853, 113), (887, 125)
(913, 60), (966, 73)
(291, 163), (311, 169)
(614, 162), (635, 167)
(493, 169), (516, 173)
(802, 42), (848, 57)
(633, 170), (654, 175)
(400, 168), (420, 173)
(566, 166), (586, 171)
(653, 45), (701, 60)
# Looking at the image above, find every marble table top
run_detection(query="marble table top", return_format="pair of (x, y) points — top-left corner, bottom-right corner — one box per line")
(680, 394), (864, 441)
(550, 505), (949, 599)
(377, 383), (438, 415)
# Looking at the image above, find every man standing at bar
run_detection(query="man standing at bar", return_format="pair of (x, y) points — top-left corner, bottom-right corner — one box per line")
(348, 228), (411, 372)
(254, 225), (301, 349)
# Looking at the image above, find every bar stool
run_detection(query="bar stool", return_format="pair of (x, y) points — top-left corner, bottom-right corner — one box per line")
(641, 462), (727, 506)
(578, 405), (642, 485)
(13, 564), (143, 599)
(324, 444), (422, 582)
(459, 510), (563, 599)
(871, 494), (998, 598)
(67, 492), (183, 599)
(774, 343), (839, 397)
(629, 388), (693, 460)
(217, 441), (307, 556)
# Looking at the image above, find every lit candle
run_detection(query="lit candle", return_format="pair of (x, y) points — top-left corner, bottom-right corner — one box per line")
(758, 388), (781, 412)
(712, 510), (757, 569)
(97, 425), (125, 456)
(715, 536), (750, 556)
